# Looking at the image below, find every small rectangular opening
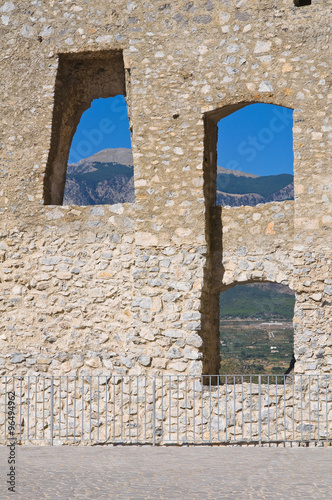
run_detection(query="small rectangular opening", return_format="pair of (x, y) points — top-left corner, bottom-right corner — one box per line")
(294, 0), (311, 6)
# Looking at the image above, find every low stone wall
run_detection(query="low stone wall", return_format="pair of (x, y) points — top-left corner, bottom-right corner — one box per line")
(1, 375), (331, 445)
(220, 201), (294, 289)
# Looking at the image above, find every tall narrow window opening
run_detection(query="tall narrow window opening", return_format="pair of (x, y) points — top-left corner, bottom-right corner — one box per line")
(202, 102), (295, 376)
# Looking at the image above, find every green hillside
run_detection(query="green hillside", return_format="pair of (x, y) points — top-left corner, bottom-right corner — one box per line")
(217, 172), (293, 197)
(219, 284), (295, 374)
(219, 284), (295, 320)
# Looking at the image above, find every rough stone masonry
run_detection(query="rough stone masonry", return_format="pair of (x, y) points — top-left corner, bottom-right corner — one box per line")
(0, 0), (331, 378)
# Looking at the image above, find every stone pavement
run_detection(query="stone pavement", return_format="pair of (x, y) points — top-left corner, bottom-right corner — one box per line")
(0, 445), (331, 499)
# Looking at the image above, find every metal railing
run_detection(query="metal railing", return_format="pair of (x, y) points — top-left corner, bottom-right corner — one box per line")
(0, 374), (331, 445)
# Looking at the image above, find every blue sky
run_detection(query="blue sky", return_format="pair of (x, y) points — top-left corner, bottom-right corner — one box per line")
(217, 103), (294, 176)
(69, 99), (294, 176)
(68, 96), (131, 164)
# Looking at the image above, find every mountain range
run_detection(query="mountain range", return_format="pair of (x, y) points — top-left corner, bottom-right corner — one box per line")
(63, 148), (134, 206)
(63, 148), (294, 207)
(216, 167), (294, 207)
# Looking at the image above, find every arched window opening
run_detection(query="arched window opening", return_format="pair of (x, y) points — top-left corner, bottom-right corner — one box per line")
(44, 50), (133, 206)
(63, 96), (134, 206)
(219, 283), (295, 375)
(216, 104), (294, 207)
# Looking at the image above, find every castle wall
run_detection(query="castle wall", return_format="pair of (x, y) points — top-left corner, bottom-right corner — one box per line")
(0, 0), (331, 377)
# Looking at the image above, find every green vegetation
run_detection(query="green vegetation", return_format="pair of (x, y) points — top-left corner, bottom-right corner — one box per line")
(219, 284), (295, 375)
(219, 320), (294, 375)
(217, 172), (293, 197)
(219, 284), (295, 320)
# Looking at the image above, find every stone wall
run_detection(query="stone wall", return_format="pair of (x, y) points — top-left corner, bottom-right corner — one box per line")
(0, 0), (331, 378)
(220, 200), (294, 289)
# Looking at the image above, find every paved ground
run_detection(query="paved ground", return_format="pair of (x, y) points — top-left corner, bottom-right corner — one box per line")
(0, 444), (331, 499)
